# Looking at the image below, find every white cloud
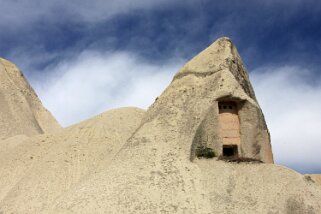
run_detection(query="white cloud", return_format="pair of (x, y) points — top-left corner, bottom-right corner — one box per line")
(31, 51), (184, 126)
(251, 66), (321, 173)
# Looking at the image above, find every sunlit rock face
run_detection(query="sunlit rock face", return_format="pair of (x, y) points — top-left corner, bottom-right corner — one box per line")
(0, 58), (61, 139)
(171, 37), (273, 163)
(1, 38), (321, 214)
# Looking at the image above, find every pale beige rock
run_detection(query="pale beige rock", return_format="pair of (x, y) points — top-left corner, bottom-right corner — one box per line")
(45, 37), (318, 213)
(174, 37), (272, 162)
(0, 107), (145, 213)
(0, 58), (61, 139)
(0, 37), (320, 214)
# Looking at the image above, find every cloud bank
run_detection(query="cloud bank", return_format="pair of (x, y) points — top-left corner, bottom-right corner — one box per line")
(3, 0), (321, 77)
(31, 51), (184, 126)
(251, 66), (321, 173)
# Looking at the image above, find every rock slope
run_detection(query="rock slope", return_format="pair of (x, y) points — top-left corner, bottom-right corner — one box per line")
(0, 107), (145, 213)
(0, 38), (320, 213)
(44, 37), (319, 214)
(0, 58), (61, 139)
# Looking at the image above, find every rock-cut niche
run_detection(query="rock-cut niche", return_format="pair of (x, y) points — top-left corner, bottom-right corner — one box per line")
(191, 97), (273, 163)
(190, 99), (242, 161)
(218, 101), (240, 158)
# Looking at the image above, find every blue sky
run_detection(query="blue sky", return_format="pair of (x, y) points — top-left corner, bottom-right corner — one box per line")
(1, 0), (321, 173)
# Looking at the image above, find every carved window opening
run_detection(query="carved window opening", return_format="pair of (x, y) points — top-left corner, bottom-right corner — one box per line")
(223, 145), (238, 157)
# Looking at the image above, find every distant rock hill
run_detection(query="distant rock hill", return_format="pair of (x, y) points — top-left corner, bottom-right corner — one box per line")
(0, 38), (320, 213)
(0, 58), (61, 139)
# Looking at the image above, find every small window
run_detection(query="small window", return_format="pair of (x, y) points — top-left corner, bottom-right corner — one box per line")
(218, 101), (237, 114)
(223, 145), (238, 157)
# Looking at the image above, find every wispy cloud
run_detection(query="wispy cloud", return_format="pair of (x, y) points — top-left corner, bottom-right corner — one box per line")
(0, 0), (177, 27)
(31, 51), (184, 126)
(2, 0), (321, 77)
(251, 66), (321, 173)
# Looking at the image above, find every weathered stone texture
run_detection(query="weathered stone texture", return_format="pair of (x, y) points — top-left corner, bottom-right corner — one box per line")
(173, 37), (273, 162)
(0, 58), (61, 138)
(0, 37), (320, 214)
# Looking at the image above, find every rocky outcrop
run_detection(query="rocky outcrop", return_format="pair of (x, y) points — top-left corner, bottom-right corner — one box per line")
(158, 37), (272, 162)
(45, 37), (318, 213)
(0, 38), (320, 213)
(0, 58), (61, 139)
(0, 107), (145, 213)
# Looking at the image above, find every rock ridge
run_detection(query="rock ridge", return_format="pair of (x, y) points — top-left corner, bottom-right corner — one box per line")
(174, 37), (256, 100)
(0, 57), (61, 138)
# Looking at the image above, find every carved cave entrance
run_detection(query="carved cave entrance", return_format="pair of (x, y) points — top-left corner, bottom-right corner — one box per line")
(222, 145), (238, 157)
(218, 101), (240, 157)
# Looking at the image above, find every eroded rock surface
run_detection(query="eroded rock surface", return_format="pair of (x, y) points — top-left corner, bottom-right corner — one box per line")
(47, 37), (319, 213)
(0, 38), (320, 214)
(0, 58), (61, 139)
(0, 107), (145, 213)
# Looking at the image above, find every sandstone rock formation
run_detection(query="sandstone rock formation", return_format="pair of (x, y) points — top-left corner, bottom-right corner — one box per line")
(172, 37), (273, 162)
(0, 37), (320, 213)
(0, 107), (145, 213)
(0, 58), (61, 139)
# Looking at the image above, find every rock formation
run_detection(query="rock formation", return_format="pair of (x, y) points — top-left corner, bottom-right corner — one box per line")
(0, 58), (61, 139)
(0, 37), (320, 213)
(0, 107), (145, 213)
(172, 37), (273, 162)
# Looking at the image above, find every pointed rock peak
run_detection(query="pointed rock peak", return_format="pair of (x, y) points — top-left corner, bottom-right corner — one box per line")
(174, 37), (237, 77)
(0, 58), (61, 138)
(0, 57), (24, 67)
(174, 37), (256, 100)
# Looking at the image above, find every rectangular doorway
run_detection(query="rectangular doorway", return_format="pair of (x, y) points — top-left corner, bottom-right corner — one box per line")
(222, 145), (238, 157)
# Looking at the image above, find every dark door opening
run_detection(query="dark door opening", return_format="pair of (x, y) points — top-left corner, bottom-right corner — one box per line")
(223, 145), (238, 157)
